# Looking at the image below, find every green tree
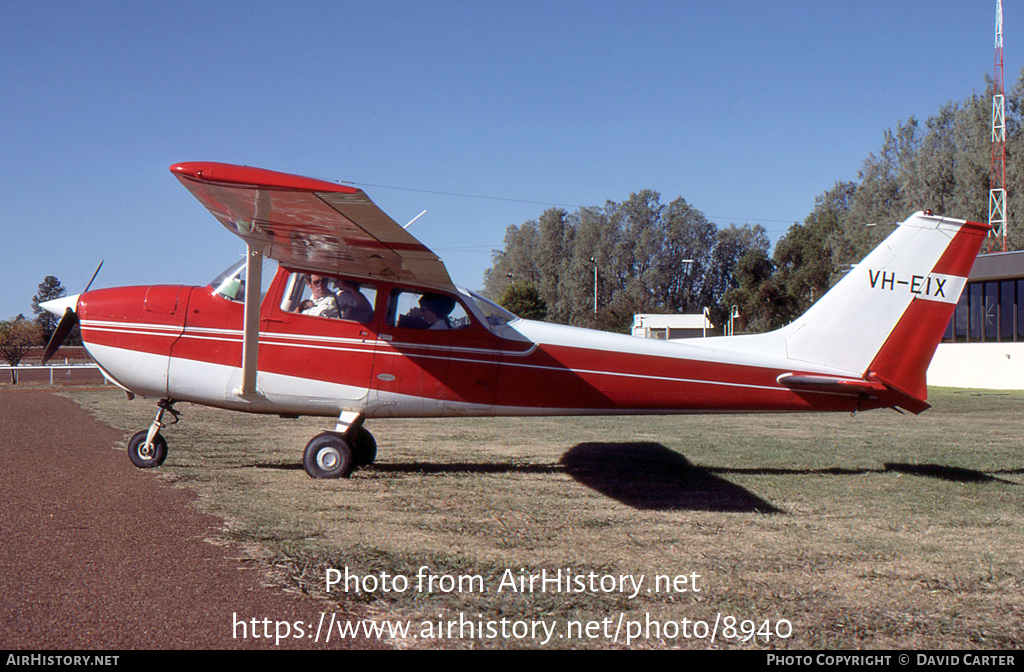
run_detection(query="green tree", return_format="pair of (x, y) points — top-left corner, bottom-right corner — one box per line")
(1000, 72), (1024, 250)
(773, 202), (839, 314)
(721, 249), (795, 333)
(656, 197), (719, 312)
(498, 282), (548, 320)
(31, 276), (66, 343)
(483, 191), (770, 333)
(704, 223), (771, 327)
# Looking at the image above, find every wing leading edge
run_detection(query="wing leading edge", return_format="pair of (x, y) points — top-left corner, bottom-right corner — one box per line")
(171, 162), (455, 291)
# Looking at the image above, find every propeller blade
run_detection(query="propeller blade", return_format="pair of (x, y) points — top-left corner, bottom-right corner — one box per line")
(41, 308), (79, 365)
(83, 260), (104, 293)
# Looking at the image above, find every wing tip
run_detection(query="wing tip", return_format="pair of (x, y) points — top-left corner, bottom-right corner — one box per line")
(170, 161), (360, 195)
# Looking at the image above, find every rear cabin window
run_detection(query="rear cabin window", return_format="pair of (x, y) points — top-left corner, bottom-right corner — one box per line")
(387, 290), (470, 330)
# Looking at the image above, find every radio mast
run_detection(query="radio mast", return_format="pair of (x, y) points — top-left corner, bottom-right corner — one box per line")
(990, 0), (1008, 251)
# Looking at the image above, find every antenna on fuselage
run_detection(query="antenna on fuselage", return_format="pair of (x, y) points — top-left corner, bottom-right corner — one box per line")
(404, 210), (427, 229)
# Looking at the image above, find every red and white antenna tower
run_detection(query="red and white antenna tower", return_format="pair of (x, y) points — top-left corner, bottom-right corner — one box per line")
(990, 0), (1008, 251)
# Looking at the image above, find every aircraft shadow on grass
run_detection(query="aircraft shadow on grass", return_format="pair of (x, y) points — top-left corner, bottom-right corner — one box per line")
(556, 445), (1020, 511)
(715, 462), (1014, 484)
(559, 442), (782, 513)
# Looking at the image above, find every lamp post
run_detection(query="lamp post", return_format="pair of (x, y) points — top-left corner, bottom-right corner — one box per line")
(727, 305), (740, 336)
(590, 257), (598, 314)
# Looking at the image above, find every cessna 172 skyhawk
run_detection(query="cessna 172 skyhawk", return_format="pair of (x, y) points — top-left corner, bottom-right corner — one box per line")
(41, 162), (987, 479)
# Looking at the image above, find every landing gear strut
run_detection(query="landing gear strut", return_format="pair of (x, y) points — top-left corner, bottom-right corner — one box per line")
(128, 399), (179, 469)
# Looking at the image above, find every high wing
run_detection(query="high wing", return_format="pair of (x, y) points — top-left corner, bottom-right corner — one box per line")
(171, 162), (455, 291)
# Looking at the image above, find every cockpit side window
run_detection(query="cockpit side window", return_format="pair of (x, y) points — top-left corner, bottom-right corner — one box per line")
(279, 272), (376, 324)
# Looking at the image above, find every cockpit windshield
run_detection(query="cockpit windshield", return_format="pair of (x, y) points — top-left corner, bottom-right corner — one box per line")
(208, 258), (279, 302)
(463, 289), (519, 328)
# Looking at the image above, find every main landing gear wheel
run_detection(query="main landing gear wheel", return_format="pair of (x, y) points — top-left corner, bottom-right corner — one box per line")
(128, 430), (168, 469)
(352, 427), (377, 468)
(303, 433), (355, 479)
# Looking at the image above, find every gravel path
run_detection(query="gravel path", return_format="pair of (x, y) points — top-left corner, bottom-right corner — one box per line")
(0, 389), (381, 650)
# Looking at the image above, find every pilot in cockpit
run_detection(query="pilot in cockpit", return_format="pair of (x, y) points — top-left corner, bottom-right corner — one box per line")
(299, 275), (341, 318)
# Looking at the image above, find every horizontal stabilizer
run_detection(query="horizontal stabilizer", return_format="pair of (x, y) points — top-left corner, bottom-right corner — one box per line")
(776, 373), (887, 396)
(776, 373), (931, 415)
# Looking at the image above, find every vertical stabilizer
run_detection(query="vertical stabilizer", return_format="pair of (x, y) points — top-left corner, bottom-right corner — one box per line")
(780, 213), (988, 405)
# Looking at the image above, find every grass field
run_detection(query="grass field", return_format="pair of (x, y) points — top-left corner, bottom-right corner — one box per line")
(67, 387), (1024, 649)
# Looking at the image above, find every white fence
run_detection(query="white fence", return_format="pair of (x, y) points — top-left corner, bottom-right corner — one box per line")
(0, 364), (104, 385)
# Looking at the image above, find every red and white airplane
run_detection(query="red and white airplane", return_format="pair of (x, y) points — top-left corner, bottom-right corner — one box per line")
(41, 162), (988, 479)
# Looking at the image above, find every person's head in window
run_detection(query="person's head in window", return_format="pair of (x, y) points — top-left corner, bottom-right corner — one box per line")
(300, 274), (340, 318)
(334, 279), (374, 323)
(419, 294), (456, 330)
(307, 275), (331, 298)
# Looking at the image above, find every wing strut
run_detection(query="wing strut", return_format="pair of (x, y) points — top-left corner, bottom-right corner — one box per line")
(236, 240), (267, 401)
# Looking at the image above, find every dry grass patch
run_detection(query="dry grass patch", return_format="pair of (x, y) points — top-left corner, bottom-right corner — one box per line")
(66, 388), (1024, 649)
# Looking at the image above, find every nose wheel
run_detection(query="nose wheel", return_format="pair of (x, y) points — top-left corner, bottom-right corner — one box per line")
(128, 399), (178, 469)
(128, 430), (168, 468)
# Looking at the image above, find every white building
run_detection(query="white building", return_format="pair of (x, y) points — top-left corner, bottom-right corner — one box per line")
(631, 313), (714, 340)
(927, 249), (1024, 390)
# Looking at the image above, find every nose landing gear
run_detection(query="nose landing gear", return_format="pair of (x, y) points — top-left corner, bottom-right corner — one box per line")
(127, 399), (179, 469)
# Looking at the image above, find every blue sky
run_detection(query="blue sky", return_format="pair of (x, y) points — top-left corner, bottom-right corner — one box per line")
(0, 1), (1013, 320)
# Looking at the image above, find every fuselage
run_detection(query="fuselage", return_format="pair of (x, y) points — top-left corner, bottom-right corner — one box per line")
(73, 265), (880, 419)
